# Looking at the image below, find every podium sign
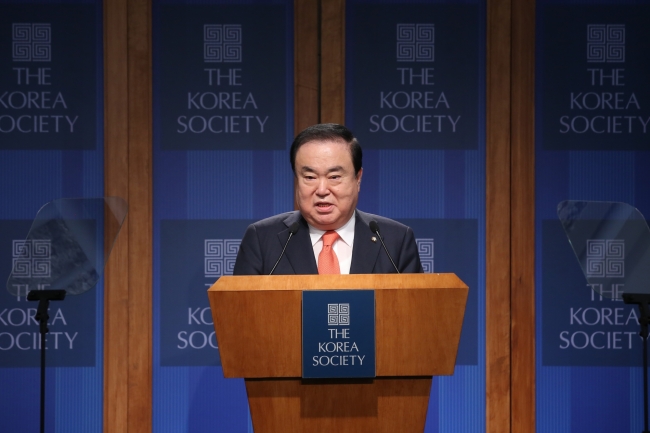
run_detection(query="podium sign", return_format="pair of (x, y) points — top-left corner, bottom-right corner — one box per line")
(302, 290), (376, 379)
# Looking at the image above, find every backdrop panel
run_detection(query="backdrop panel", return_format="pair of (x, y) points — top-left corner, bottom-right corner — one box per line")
(346, 1), (486, 431)
(153, 0), (293, 431)
(536, 2), (650, 432)
(0, 0), (104, 432)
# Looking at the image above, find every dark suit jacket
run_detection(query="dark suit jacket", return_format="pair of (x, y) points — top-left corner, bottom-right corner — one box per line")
(233, 210), (423, 275)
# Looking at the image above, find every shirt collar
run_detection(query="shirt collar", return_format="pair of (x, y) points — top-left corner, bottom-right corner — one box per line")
(308, 211), (356, 247)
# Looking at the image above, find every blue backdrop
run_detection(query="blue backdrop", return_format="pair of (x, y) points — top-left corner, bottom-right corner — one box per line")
(153, 0), (485, 431)
(346, 1), (486, 431)
(152, 0), (293, 431)
(536, 1), (650, 432)
(11, 0), (650, 432)
(0, 0), (104, 432)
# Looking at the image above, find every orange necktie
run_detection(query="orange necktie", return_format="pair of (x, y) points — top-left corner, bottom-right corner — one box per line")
(318, 231), (341, 274)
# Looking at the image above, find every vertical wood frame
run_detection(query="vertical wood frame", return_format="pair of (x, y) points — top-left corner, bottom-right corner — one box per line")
(294, 0), (320, 209)
(320, 0), (345, 124)
(295, 0), (320, 134)
(486, 0), (512, 432)
(104, 0), (129, 430)
(127, 0), (153, 429)
(104, 0), (152, 430)
(510, 0), (536, 431)
(487, 0), (536, 431)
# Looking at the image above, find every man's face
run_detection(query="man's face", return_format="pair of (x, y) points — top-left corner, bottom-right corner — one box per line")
(295, 139), (362, 231)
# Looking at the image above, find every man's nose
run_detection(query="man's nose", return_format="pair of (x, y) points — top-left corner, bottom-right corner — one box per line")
(315, 178), (329, 195)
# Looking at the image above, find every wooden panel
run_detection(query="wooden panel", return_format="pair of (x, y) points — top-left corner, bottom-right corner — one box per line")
(209, 274), (468, 378)
(486, 0), (512, 432)
(295, 0), (319, 133)
(294, 0), (319, 209)
(375, 378), (430, 433)
(246, 377), (431, 433)
(104, 0), (152, 431)
(127, 0), (153, 430)
(210, 273), (467, 292)
(376, 287), (467, 376)
(511, 0), (536, 431)
(213, 289), (303, 377)
(246, 379), (301, 433)
(103, 0), (129, 431)
(320, 0), (345, 124)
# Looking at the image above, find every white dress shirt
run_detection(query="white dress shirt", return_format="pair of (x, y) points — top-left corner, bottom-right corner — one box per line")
(308, 213), (356, 274)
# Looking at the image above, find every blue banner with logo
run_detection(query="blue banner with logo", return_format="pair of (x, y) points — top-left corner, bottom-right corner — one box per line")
(158, 4), (287, 150)
(160, 219), (254, 367)
(540, 5), (650, 151)
(536, 1), (650, 432)
(1, 220), (98, 368)
(0, 5), (97, 149)
(0, 0), (104, 431)
(346, 2), (479, 150)
(346, 1), (486, 432)
(153, 0), (293, 431)
(542, 220), (639, 367)
(302, 290), (376, 378)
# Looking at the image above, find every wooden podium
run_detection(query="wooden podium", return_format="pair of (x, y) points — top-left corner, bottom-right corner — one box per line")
(208, 273), (468, 433)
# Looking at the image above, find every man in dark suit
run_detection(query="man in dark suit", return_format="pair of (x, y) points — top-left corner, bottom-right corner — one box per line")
(233, 124), (423, 275)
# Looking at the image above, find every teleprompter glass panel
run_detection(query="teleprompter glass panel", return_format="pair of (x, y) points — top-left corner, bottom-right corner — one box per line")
(6, 197), (127, 296)
(557, 200), (650, 299)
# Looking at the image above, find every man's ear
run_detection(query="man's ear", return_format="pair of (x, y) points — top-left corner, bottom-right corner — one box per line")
(356, 168), (363, 189)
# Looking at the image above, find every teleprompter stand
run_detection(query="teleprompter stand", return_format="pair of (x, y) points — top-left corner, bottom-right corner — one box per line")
(5, 197), (128, 433)
(623, 293), (650, 433)
(557, 200), (650, 432)
(27, 289), (67, 433)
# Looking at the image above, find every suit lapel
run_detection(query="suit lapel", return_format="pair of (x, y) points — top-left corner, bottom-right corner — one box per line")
(281, 212), (318, 274)
(350, 211), (381, 274)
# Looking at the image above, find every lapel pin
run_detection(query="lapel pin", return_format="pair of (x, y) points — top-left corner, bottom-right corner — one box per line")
(371, 236), (377, 243)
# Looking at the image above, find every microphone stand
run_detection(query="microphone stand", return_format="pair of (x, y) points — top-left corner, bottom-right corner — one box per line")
(369, 221), (400, 274)
(27, 289), (67, 433)
(623, 292), (650, 433)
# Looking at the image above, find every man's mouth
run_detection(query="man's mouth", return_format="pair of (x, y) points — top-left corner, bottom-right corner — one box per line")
(316, 203), (333, 209)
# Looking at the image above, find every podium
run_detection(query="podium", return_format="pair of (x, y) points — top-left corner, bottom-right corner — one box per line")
(207, 273), (468, 433)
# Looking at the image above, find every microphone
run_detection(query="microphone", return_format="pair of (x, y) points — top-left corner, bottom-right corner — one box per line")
(369, 220), (400, 274)
(269, 222), (300, 275)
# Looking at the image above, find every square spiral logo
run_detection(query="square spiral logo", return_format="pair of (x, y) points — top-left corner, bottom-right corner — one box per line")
(416, 238), (434, 273)
(12, 239), (51, 278)
(587, 24), (625, 63)
(204, 24), (242, 63)
(12, 23), (52, 62)
(327, 303), (350, 326)
(204, 239), (240, 278)
(396, 24), (435, 62)
(585, 239), (624, 278)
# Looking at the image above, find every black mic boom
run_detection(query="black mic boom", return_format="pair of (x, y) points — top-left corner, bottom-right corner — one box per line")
(269, 221), (300, 275)
(369, 220), (400, 274)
